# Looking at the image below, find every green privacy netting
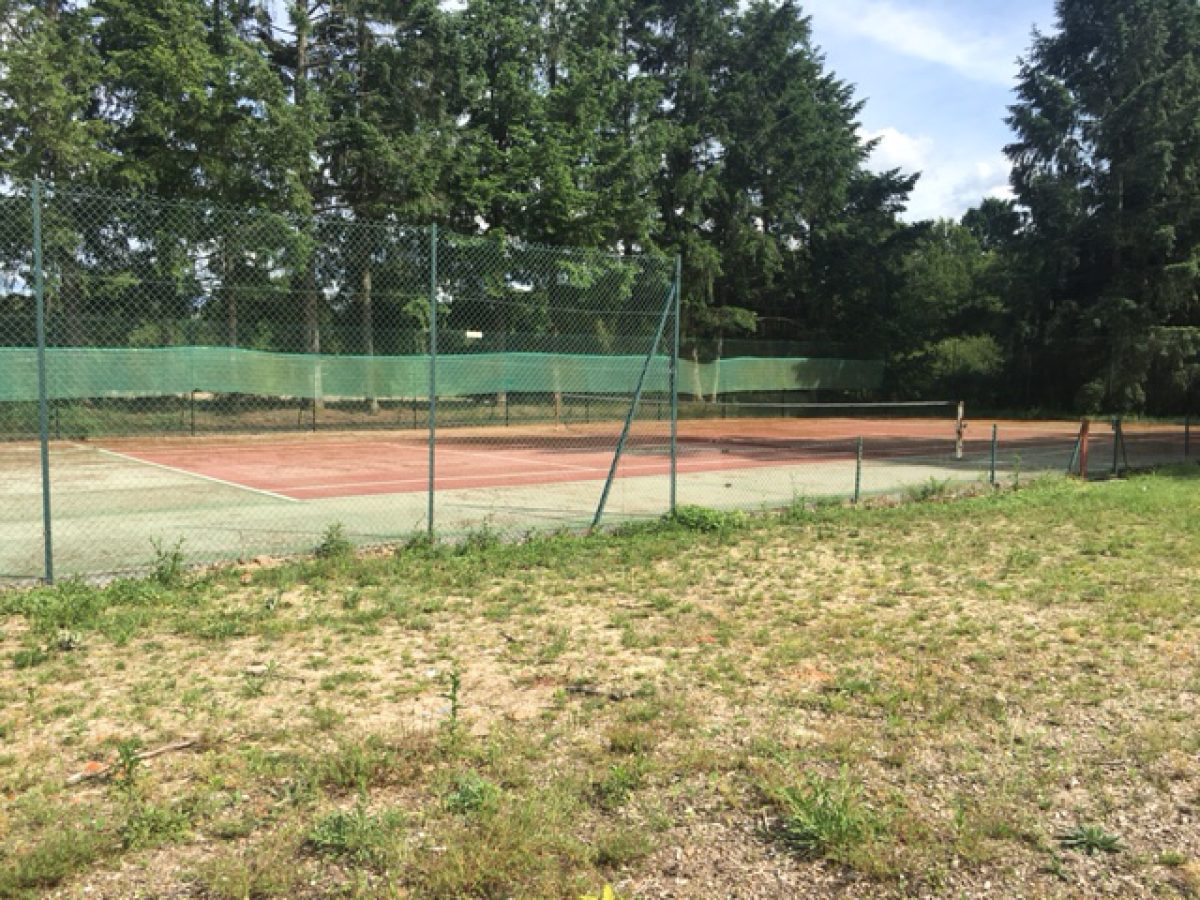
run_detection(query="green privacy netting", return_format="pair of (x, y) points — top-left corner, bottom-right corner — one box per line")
(0, 346), (884, 402)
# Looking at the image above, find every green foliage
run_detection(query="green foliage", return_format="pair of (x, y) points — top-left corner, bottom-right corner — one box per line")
(773, 769), (880, 859)
(666, 505), (746, 534)
(150, 538), (186, 587)
(1007, 0), (1200, 412)
(315, 523), (353, 560)
(306, 803), (404, 867)
(120, 800), (190, 850)
(1058, 824), (1123, 856)
(445, 772), (502, 816)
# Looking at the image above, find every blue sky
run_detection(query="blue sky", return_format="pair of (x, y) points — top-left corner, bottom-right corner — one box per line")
(802, 0), (1058, 221)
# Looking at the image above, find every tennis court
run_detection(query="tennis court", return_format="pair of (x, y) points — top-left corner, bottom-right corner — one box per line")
(2, 410), (1190, 581)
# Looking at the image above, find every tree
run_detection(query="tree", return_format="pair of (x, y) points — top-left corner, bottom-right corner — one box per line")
(1006, 0), (1200, 411)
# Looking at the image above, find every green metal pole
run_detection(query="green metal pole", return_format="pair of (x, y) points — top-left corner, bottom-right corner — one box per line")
(1111, 416), (1120, 476)
(32, 179), (54, 584)
(990, 424), (998, 486)
(427, 224), (438, 539)
(669, 255), (681, 516)
(853, 436), (863, 504)
(593, 275), (676, 530)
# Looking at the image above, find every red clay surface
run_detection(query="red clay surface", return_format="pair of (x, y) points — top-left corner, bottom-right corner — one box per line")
(99, 417), (965, 501)
(94, 416), (1183, 502)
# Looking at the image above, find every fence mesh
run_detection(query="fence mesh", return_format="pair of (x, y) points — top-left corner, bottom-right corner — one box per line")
(1, 180), (1195, 583)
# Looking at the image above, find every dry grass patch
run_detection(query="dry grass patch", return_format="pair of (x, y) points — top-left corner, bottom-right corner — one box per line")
(0, 468), (1197, 897)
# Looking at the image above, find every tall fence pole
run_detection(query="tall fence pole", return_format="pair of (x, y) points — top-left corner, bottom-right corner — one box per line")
(1111, 416), (1121, 476)
(427, 224), (438, 539)
(853, 436), (863, 504)
(592, 277), (676, 530)
(989, 424), (998, 486)
(669, 256), (681, 516)
(32, 180), (55, 584)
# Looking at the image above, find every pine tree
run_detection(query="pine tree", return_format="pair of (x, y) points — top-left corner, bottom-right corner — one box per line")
(1007, 0), (1200, 411)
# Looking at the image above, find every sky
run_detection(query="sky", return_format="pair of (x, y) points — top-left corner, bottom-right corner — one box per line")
(801, 0), (1058, 222)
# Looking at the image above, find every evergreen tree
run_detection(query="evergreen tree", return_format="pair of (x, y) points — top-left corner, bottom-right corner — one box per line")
(1007, 0), (1200, 411)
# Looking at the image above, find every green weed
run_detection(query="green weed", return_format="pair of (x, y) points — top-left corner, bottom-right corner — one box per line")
(1058, 823), (1122, 855)
(772, 769), (881, 860)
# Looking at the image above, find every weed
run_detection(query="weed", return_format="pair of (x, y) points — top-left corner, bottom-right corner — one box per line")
(905, 477), (952, 502)
(0, 823), (115, 893)
(1058, 823), (1122, 855)
(445, 664), (462, 727)
(461, 521), (502, 553)
(120, 800), (190, 849)
(306, 802), (403, 867)
(445, 771), (502, 816)
(315, 522), (354, 560)
(772, 769), (880, 859)
(150, 537), (187, 586)
(113, 738), (144, 790)
(666, 505), (746, 533)
(12, 646), (49, 669)
(594, 761), (645, 810)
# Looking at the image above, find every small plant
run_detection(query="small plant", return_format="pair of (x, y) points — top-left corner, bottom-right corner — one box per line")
(120, 800), (190, 849)
(150, 537), (186, 586)
(594, 761), (644, 810)
(666, 505), (745, 533)
(113, 738), (144, 790)
(307, 802), (403, 866)
(460, 521), (501, 553)
(905, 477), (951, 502)
(1058, 823), (1122, 855)
(315, 522), (353, 560)
(444, 664), (462, 727)
(12, 647), (49, 669)
(444, 771), (501, 816)
(773, 768), (879, 859)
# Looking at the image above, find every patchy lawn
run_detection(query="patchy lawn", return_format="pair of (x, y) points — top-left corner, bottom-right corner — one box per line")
(1, 468), (1199, 898)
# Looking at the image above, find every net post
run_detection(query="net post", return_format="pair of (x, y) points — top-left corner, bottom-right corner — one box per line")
(1184, 414), (1190, 459)
(427, 224), (438, 540)
(593, 274), (675, 531)
(954, 400), (965, 460)
(853, 436), (863, 504)
(669, 255), (681, 516)
(32, 178), (55, 585)
(989, 424), (998, 486)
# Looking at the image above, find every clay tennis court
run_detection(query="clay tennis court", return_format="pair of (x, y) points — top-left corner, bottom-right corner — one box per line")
(1, 414), (1189, 581)
(92, 416), (970, 502)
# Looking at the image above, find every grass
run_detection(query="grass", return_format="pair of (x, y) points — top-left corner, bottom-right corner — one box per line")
(0, 467), (1198, 896)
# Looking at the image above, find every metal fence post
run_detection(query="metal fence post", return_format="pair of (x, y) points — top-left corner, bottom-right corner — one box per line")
(32, 179), (55, 584)
(592, 276), (675, 530)
(1184, 414), (1190, 460)
(1111, 416), (1121, 476)
(853, 436), (863, 504)
(989, 424), (998, 486)
(669, 255), (681, 516)
(427, 224), (438, 539)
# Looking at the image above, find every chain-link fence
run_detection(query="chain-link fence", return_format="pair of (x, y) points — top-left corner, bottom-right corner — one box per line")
(1, 180), (1195, 583)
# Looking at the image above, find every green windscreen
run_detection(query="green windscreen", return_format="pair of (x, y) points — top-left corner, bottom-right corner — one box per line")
(0, 346), (884, 402)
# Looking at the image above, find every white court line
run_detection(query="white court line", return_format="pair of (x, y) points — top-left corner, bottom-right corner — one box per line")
(88, 445), (300, 503)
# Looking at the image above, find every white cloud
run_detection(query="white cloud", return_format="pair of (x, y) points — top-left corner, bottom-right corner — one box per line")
(805, 0), (1018, 86)
(862, 126), (1012, 220)
(862, 126), (934, 171)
